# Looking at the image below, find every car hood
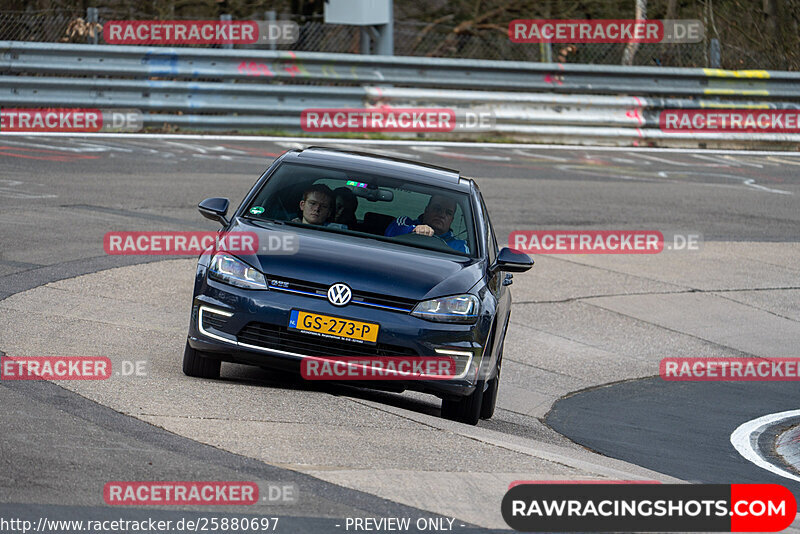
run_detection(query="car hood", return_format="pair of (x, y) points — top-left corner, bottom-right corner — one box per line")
(228, 219), (482, 302)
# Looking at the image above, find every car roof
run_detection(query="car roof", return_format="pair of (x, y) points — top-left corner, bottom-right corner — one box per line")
(283, 147), (470, 191)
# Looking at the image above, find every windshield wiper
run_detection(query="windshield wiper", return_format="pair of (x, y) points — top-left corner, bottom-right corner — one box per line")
(244, 217), (286, 228)
(251, 219), (353, 235)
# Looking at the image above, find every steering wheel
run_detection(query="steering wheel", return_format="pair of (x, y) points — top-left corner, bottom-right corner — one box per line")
(391, 231), (450, 248)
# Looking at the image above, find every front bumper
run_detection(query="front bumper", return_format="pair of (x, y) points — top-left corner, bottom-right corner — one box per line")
(187, 277), (489, 400)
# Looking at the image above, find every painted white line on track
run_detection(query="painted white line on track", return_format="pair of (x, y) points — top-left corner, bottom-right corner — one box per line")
(731, 410), (800, 483)
(630, 153), (697, 166)
(1, 132), (799, 156)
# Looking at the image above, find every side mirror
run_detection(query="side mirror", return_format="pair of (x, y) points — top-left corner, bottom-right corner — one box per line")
(490, 247), (534, 275)
(198, 197), (230, 226)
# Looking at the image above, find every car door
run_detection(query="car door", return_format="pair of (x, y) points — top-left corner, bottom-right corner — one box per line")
(477, 189), (511, 375)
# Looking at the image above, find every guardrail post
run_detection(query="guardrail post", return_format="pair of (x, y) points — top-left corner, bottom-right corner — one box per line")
(540, 42), (553, 63)
(265, 11), (277, 51)
(86, 7), (98, 45)
(220, 14), (232, 50)
(709, 38), (721, 68)
(360, 27), (371, 54)
(375, 5), (393, 55)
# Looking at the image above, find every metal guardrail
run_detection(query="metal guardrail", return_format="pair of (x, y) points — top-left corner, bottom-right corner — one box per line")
(2, 41), (800, 145)
(5, 41), (800, 97)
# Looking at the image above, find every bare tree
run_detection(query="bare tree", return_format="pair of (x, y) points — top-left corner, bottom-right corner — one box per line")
(622, 0), (647, 66)
(764, 0), (779, 37)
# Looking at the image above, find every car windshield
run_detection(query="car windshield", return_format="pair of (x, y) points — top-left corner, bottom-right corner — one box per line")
(243, 162), (476, 257)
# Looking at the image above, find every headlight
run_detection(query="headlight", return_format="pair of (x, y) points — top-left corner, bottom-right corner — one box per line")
(411, 294), (479, 323)
(208, 253), (267, 290)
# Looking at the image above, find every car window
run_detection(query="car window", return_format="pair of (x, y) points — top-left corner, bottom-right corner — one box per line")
(479, 193), (498, 265)
(243, 162), (476, 257)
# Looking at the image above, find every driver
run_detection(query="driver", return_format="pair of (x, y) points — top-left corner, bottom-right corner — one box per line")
(384, 194), (469, 253)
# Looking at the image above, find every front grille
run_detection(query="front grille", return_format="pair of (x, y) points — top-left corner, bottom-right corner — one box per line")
(350, 290), (416, 311)
(267, 276), (416, 312)
(237, 322), (417, 358)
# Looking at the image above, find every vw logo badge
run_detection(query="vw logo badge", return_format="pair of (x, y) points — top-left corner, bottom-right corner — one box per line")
(327, 283), (352, 306)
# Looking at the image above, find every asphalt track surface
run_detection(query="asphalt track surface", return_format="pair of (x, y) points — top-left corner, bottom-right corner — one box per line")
(548, 380), (800, 492)
(1, 134), (800, 532)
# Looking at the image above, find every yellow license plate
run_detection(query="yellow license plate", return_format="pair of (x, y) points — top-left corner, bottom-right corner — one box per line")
(288, 310), (379, 344)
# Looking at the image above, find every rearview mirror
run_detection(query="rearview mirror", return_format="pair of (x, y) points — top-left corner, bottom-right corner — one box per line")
(490, 247), (534, 274)
(352, 186), (393, 202)
(198, 197), (230, 226)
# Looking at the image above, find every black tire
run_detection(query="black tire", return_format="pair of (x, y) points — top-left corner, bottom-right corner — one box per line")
(480, 346), (503, 420)
(480, 376), (499, 420)
(182, 341), (221, 379)
(441, 380), (484, 425)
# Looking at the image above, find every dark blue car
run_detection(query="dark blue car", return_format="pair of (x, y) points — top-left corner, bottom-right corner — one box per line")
(183, 147), (532, 424)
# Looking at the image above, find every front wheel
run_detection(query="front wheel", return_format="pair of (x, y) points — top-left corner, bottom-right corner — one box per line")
(480, 344), (503, 420)
(182, 341), (221, 379)
(441, 381), (484, 425)
(480, 374), (499, 420)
